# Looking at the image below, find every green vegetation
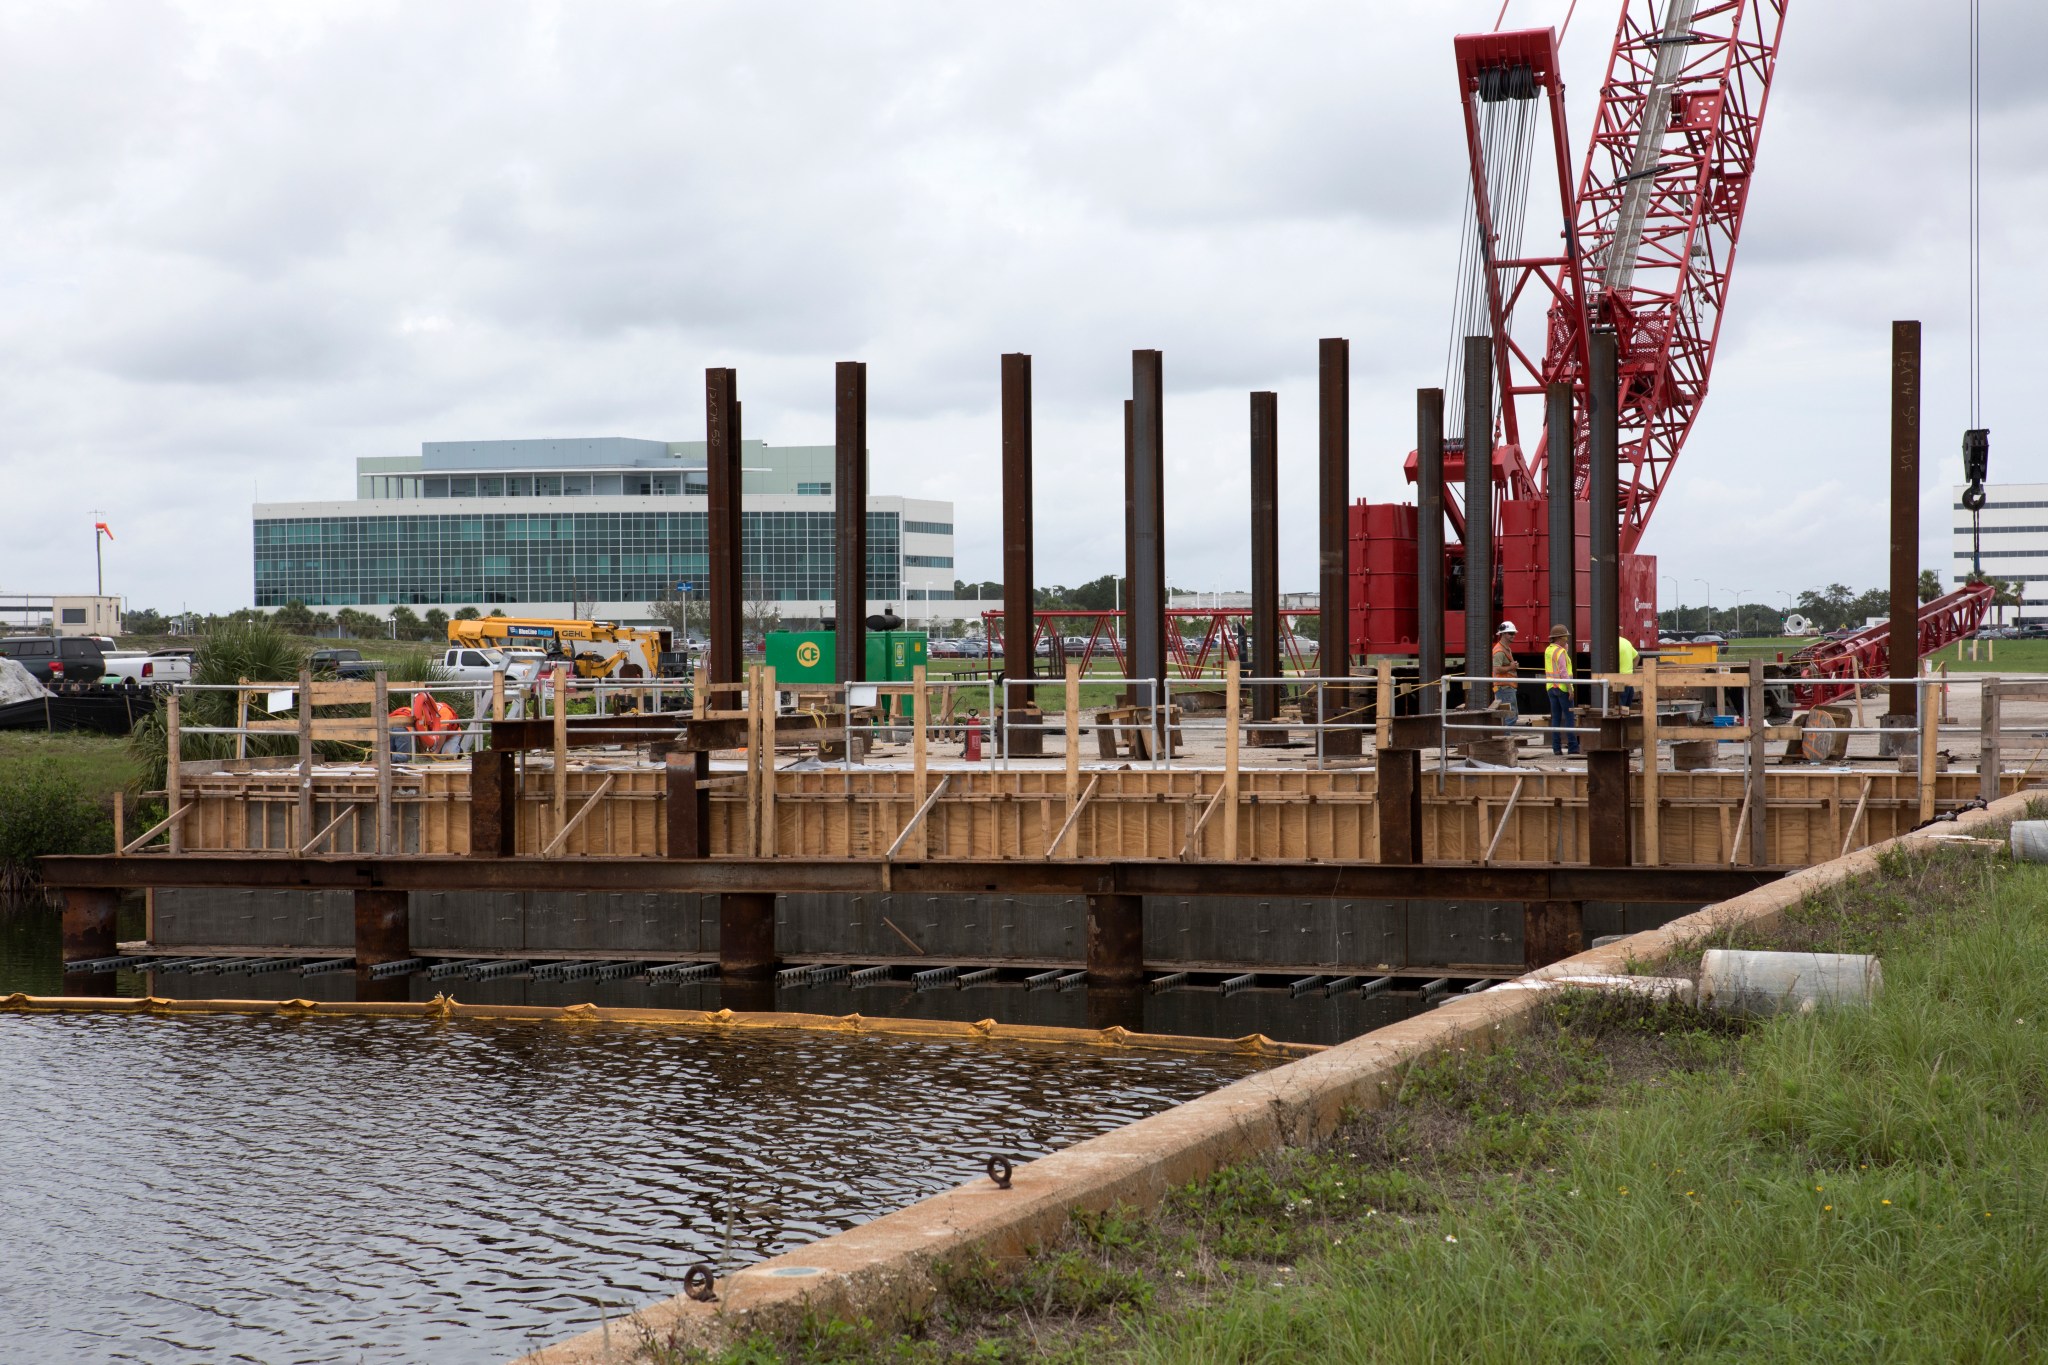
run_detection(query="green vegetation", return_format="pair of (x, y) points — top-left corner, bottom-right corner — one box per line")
(0, 734), (129, 892)
(1933, 638), (2048, 675)
(654, 840), (2046, 1364)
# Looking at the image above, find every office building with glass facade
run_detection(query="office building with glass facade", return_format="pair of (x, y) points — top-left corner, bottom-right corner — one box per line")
(253, 438), (956, 622)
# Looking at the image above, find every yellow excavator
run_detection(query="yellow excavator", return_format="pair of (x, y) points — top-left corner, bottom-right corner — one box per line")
(446, 617), (674, 679)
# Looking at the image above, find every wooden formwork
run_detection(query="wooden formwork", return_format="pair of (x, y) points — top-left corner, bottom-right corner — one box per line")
(163, 759), (2019, 868)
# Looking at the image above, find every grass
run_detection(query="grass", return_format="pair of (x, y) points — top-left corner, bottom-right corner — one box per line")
(0, 730), (138, 806)
(655, 840), (2048, 1364)
(1930, 637), (2048, 674)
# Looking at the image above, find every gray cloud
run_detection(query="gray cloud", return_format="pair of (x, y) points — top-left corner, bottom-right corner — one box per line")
(0, 0), (2039, 612)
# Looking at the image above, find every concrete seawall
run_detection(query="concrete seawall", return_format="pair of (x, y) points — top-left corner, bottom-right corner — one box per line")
(513, 790), (2039, 1364)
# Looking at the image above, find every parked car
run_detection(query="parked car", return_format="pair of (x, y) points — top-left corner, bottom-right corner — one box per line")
(100, 650), (194, 687)
(0, 635), (107, 686)
(1690, 632), (1727, 645)
(2015, 623), (2048, 640)
(306, 647), (376, 680)
(1974, 626), (2017, 640)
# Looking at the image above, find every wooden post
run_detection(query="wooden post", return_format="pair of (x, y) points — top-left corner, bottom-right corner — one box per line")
(1919, 673), (1939, 823)
(912, 664), (929, 858)
(295, 665), (313, 851)
(112, 790), (124, 856)
(745, 664), (761, 856)
(1223, 659), (1240, 860)
(234, 682), (249, 762)
(551, 664), (569, 842)
(761, 664), (778, 856)
(1746, 665), (1768, 865)
(166, 688), (185, 854)
(373, 669), (392, 855)
(491, 669), (505, 723)
(1980, 677), (2002, 803)
(693, 665), (709, 720)
(1376, 658), (1393, 750)
(1640, 657), (1660, 865)
(1064, 660), (1081, 804)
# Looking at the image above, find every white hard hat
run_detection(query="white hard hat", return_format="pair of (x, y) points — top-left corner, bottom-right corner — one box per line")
(1497, 621), (1517, 634)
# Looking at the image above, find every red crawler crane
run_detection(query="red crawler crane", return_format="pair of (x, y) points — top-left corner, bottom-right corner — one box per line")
(1354, 1), (1791, 656)
(1359, 1), (1993, 676)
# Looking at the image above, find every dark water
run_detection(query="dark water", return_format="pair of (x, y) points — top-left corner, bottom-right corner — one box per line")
(0, 899), (1430, 1047)
(0, 905), (1275, 1363)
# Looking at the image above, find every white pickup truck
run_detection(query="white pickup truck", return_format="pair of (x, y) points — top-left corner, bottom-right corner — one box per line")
(438, 646), (543, 687)
(101, 650), (194, 686)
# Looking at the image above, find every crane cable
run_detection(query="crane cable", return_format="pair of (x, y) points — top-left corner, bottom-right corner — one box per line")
(1962, 0), (1990, 577)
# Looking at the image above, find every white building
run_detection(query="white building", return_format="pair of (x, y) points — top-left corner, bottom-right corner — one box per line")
(1952, 480), (2042, 616)
(253, 438), (955, 624)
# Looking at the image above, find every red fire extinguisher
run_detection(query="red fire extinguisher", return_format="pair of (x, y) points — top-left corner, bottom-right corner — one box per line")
(963, 712), (983, 762)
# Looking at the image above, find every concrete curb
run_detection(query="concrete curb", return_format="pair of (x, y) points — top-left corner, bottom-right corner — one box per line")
(514, 789), (2039, 1364)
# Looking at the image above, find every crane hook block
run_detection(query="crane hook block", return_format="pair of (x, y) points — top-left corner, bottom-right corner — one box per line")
(1962, 428), (1990, 510)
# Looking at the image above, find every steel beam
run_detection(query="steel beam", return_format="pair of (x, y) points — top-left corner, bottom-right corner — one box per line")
(1890, 320), (1921, 718)
(353, 888), (410, 966)
(664, 751), (711, 859)
(1523, 901), (1583, 967)
(1086, 892), (1144, 986)
(1417, 387), (1446, 705)
(1462, 335), (1494, 698)
(1129, 351), (1166, 701)
(1002, 353), (1034, 696)
(719, 892), (777, 978)
(41, 854), (1781, 904)
(1546, 381), (1576, 637)
(706, 367), (744, 686)
(834, 360), (868, 686)
(1589, 330), (1619, 673)
(468, 747), (517, 856)
(1586, 748), (1632, 867)
(1376, 747), (1423, 864)
(1250, 391), (1279, 721)
(61, 887), (117, 964)
(1319, 339), (1350, 677)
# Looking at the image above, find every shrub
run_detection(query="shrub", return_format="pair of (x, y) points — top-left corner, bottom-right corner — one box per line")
(0, 757), (112, 890)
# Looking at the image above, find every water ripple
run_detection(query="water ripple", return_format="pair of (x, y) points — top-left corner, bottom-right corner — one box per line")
(0, 1013), (1264, 1364)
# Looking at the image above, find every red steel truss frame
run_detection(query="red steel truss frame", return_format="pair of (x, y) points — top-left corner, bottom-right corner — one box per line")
(1789, 583), (1994, 707)
(1442, 1), (1788, 548)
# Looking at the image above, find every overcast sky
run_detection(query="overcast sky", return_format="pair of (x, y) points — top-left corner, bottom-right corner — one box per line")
(0, 0), (2039, 616)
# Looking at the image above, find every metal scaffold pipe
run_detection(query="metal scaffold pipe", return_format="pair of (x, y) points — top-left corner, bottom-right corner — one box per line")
(1461, 335), (1493, 693)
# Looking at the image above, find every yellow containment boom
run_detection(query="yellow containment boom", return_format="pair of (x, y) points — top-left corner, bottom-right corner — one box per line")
(446, 617), (672, 679)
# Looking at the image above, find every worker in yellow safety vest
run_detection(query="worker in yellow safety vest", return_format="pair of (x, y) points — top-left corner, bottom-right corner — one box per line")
(1545, 624), (1580, 756)
(1617, 634), (1640, 710)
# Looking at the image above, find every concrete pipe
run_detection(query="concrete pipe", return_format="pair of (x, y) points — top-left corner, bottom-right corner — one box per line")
(2009, 821), (2048, 863)
(1698, 949), (1882, 1017)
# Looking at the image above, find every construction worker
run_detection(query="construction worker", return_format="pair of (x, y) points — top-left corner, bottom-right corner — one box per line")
(1617, 633), (1640, 710)
(1490, 622), (1519, 724)
(1545, 624), (1580, 756)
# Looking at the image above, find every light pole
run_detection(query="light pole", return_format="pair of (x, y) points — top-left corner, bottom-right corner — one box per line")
(1693, 577), (1713, 634)
(1660, 574), (1680, 635)
(1733, 587), (1751, 638)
